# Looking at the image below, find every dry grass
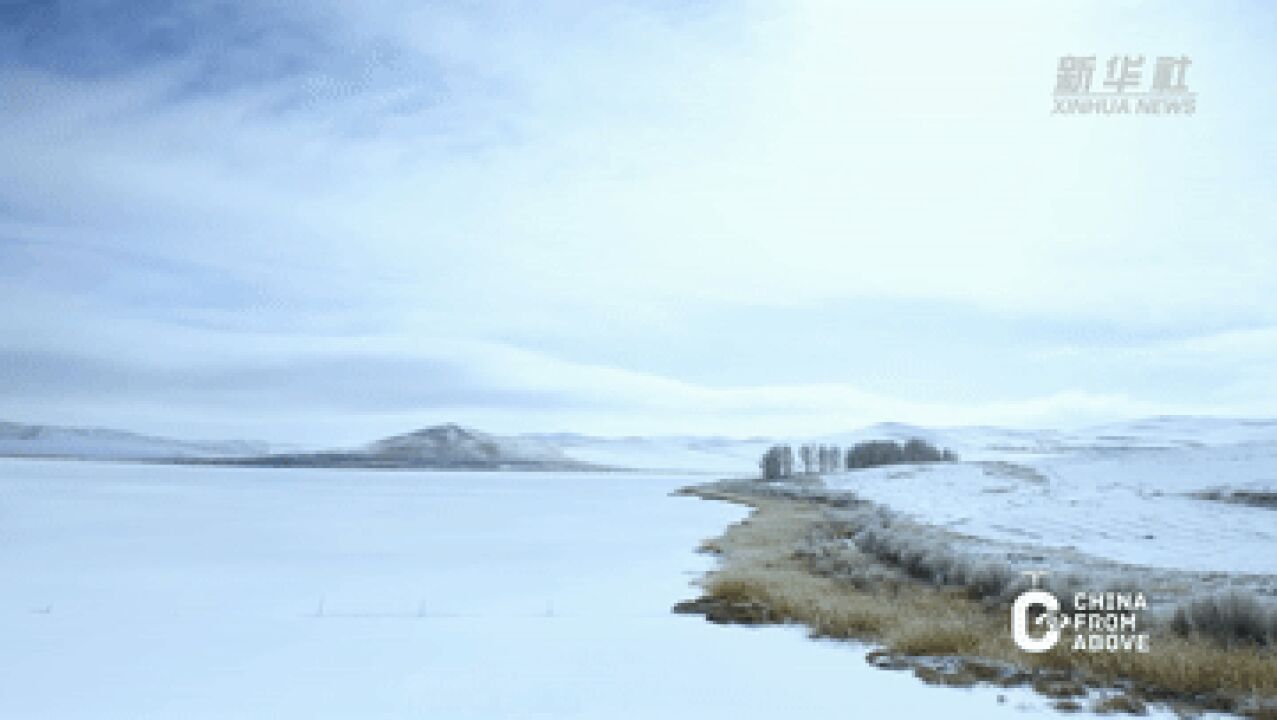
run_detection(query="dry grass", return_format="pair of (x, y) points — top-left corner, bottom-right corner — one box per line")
(681, 485), (1277, 715)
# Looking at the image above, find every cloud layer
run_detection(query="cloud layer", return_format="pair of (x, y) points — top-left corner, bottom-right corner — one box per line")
(2, 1), (1275, 442)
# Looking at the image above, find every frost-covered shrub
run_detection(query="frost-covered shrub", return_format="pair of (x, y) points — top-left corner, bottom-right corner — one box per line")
(851, 517), (1017, 602)
(1170, 591), (1277, 647)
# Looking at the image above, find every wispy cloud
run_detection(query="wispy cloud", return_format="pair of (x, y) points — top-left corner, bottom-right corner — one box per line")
(1, 1), (1274, 441)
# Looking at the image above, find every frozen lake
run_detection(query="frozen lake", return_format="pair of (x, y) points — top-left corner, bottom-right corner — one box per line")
(2, 459), (1101, 718)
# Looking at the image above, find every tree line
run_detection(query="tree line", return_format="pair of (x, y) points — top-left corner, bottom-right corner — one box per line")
(759, 438), (957, 479)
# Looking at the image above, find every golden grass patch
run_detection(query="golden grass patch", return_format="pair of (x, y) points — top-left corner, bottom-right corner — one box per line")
(679, 485), (1277, 716)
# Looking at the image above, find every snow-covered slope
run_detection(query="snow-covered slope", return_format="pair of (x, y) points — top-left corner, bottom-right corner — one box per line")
(824, 421), (1277, 576)
(818, 416), (1277, 461)
(1060, 416), (1277, 450)
(0, 421), (265, 460)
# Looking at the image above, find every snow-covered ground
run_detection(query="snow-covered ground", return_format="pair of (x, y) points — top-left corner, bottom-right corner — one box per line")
(824, 431), (1277, 578)
(526, 432), (774, 474)
(2, 458), (1141, 719)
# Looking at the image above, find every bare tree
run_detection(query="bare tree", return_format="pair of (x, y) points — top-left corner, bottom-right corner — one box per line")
(759, 444), (796, 480)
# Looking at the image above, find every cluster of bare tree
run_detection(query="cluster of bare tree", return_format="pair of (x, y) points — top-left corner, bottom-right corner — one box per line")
(759, 438), (957, 479)
(845, 438), (957, 468)
(760, 443), (840, 479)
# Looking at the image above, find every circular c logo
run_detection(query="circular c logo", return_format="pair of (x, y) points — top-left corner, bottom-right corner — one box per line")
(1012, 590), (1060, 653)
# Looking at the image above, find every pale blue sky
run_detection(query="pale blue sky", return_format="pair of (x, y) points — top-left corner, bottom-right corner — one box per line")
(1, 1), (1275, 444)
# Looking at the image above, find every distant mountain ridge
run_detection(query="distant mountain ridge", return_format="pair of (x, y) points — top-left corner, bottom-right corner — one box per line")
(0, 421), (266, 460)
(5, 416), (1277, 472)
(206, 423), (596, 470)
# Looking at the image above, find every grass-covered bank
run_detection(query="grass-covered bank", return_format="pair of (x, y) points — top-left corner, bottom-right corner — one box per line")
(673, 481), (1277, 718)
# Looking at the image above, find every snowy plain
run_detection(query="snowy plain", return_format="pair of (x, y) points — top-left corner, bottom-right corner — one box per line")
(0, 458), (1164, 719)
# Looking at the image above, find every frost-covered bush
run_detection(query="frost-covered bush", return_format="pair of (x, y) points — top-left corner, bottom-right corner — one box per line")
(1170, 590), (1277, 647)
(851, 516), (1016, 602)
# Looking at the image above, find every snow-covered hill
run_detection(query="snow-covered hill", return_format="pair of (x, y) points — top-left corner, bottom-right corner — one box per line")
(211, 423), (596, 470)
(0, 421), (266, 460)
(365, 424), (572, 466)
(816, 416), (1277, 462)
(822, 418), (1277, 578)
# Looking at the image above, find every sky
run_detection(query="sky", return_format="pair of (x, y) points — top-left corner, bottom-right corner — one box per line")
(1, 1), (1275, 445)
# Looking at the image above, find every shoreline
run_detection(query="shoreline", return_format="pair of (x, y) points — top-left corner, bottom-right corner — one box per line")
(673, 478), (1277, 719)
